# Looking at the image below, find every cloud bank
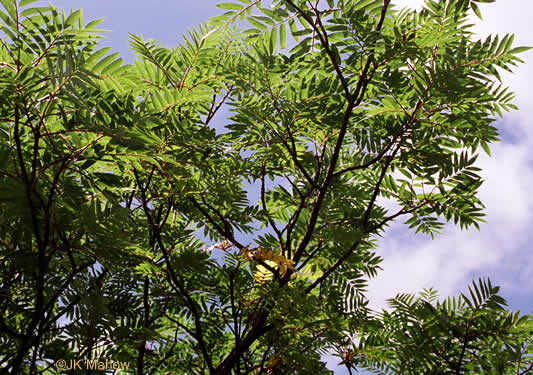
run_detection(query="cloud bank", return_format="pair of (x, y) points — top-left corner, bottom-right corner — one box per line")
(367, 0), (533, 313)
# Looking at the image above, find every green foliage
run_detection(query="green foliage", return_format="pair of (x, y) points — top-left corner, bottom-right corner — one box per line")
(339, 278), (533, 374)
(0, 0), (531, 374)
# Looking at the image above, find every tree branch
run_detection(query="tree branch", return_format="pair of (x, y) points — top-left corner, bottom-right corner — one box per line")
(134, 170), (214, 373)
(306, 100), (422, 293)
(288, 0), (392, 267)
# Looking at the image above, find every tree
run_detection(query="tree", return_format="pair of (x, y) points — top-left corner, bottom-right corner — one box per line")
(0, 0), (531, 374)
(340, 279), (533, 374)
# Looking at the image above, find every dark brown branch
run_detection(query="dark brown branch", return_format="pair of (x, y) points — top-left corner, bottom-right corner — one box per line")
(284, 175), (304, 200)
(228, 271), (242, 365)
(455, 313), (474, 374)
(283, 182), (314, 259)
(136, 277), (150, 375)
(0, 315), (23, 339)
(305, 240), (361, 294)
(188, 197), (279, 276)
(306, 101), (422, 293)
(43, 269), (108, 332)
(134, 170), (214, 373)
(366, 206), (417, 233)
(283, 0), (351, 97)
(214, 312), (274, 375)
(148, 340), (178, 375)
(164, 312), (196, 338)
(14, 103), (43, 251)
(211, 3), (396, 373)
(205, 85), (234, 126)
(518, 362), (533, 375)
(188, 196), (244, 249)
(361, 100), (422, 229)
(260, 165), (284, 252)
(284, 121), (315, 185)
(288, 0), (392, 267)
(201, 196), (235, 243)
(333, 135), (401, 177)
(295, 241), (324, 271)
(10, 102), (51, 374)
(362, 154), (395, 228)
(289, 98), (355, 266)
(42, 259), (95, 316)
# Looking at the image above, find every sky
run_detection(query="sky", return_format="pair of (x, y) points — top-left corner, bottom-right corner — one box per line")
(370, 0), (533, 312)
(25, 0), (533, 373)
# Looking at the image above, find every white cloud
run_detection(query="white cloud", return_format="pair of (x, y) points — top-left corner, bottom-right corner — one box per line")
(470, 0), (533, 143)
(477, 142), (533, 233)
(335, 1), (533, 372)
(393, 0), (424, 11)
(368, 133), (533, 311)
(393, 0), (533, 140)
(363, 0), (533, 313)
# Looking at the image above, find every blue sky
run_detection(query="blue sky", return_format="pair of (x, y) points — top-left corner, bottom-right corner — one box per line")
(371, 0), (533, 312)
(44, 1), (222, 59)
(29, 0), (533, 373)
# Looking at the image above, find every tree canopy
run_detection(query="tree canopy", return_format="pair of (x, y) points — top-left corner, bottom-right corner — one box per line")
(0, 0), (531, 374)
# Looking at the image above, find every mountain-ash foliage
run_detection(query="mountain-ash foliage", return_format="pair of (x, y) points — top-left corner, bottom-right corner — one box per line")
(0, 0), (531, 373)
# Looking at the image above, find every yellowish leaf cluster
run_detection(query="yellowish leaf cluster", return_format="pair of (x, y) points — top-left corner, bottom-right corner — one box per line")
(253, 260), (277, 284)
(205, 241), (297, 283)
(239, 245), (297, 282)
